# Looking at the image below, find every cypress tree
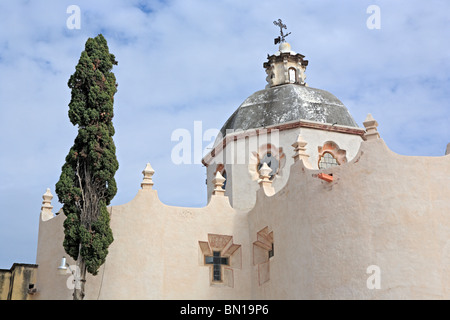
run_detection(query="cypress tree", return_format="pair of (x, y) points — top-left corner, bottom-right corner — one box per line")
(55, 34), (119, 299)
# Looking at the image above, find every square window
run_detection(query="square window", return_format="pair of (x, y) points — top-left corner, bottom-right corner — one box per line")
(205, 256), (214, 264)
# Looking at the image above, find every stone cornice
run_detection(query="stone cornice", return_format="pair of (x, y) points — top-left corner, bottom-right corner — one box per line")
(263, 51), (309, 69)
(202, 120), (366, 166)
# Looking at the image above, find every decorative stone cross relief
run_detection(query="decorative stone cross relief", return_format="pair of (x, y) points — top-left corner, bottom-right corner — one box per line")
(199, 234), (241, 287)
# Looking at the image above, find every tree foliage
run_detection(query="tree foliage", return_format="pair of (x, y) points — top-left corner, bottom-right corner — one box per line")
(55, 34), (118, 275)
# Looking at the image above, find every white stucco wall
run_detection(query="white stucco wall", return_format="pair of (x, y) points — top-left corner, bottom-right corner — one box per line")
(206, 121), (364, 212)
(32, 190), (251, 300)
(32, 136), (449, 300)
(249, 138), (450, 299)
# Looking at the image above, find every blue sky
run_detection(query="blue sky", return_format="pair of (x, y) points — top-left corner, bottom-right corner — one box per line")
(0, 0), (449, 269)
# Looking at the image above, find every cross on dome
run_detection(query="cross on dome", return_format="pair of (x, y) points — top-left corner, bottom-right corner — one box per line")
(273, 18), (291, 44)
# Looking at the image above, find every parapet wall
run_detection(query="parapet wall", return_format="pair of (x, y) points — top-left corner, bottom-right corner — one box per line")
(248, 136), (450, 299)
(31, 114), (450, 299)
(32, 169), (251, 299)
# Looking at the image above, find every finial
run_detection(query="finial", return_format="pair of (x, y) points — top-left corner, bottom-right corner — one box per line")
(363, 113), (380, 140)
(259, 162), (272, 181)
(258, 163), (273, 188)
(212, 171), (226, 196)
(273, 19), (291, 45)
(292, 134), (309, 162)
(141, 163), (155, 190)
(258, 163), (275, 195)
(292, 134), (314, 169)
(40, 188), (54, 221)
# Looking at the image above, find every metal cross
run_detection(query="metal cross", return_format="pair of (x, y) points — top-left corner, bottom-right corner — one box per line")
(273, 19), (291, 44)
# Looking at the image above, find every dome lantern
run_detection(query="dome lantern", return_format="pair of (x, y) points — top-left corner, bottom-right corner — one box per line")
(264, 19), (308, 88)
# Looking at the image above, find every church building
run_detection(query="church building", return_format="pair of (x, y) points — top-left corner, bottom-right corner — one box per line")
(24, 34), (450, 299)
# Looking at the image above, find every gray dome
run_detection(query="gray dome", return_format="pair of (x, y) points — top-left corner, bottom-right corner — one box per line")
(219, 84), (358, 137)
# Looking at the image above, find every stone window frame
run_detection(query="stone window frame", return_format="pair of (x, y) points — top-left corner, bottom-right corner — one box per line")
(253, 227), (274, 286)
(249, 143), (286, 181)
(317, 141), (347, 169)
(199, 234), (241, 287)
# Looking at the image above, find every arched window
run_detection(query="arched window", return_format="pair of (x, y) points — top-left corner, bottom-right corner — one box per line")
(249, 144), (286, 182)
(317, 141), (347, 169)
(318, 152), (339, 169)
(205, 251), (228, 281)
(288, 67), (296, 83)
